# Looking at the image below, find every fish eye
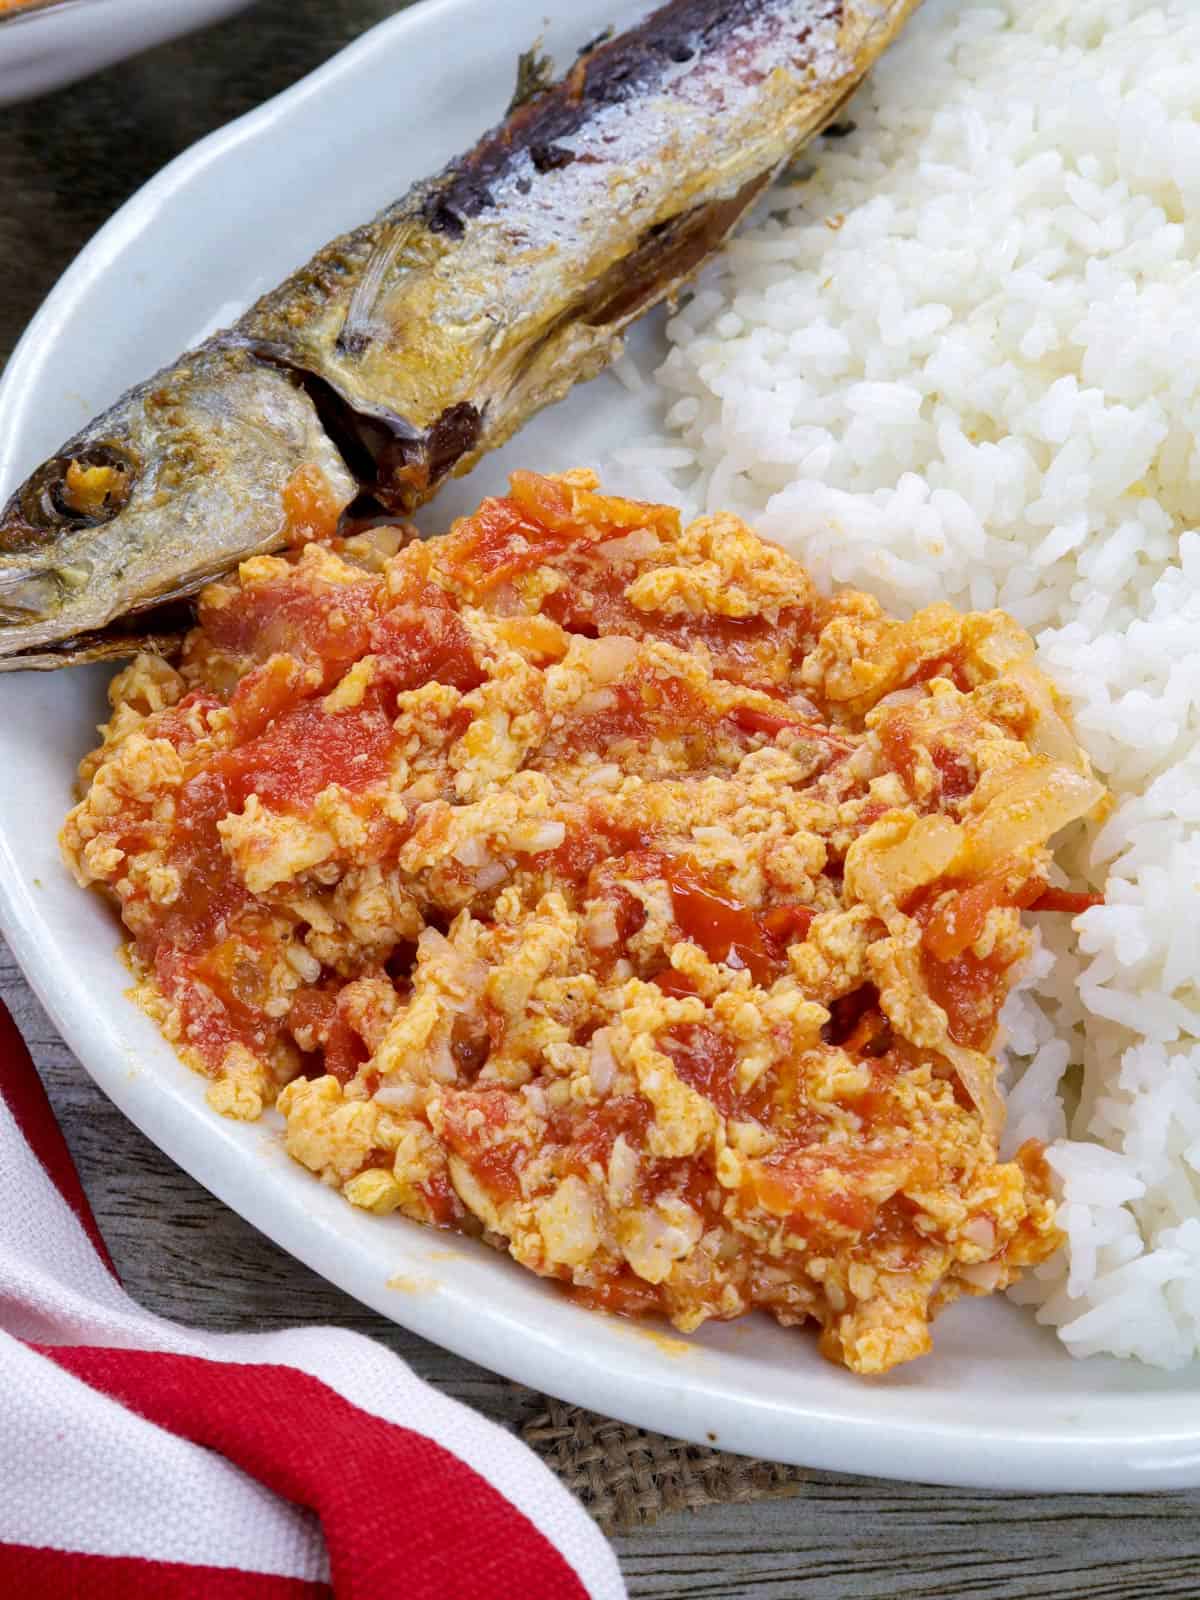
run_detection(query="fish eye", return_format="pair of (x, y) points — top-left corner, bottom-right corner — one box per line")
(16, 446), (134, 539)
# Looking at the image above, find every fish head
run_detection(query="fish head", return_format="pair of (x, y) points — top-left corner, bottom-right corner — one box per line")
(0, 346), (355, 666)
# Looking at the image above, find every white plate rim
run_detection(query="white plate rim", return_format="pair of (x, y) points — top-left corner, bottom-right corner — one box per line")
(3, 0), (1200, 1493)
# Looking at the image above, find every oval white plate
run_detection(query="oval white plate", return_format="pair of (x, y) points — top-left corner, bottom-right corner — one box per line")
(2, 0), (1198, 1491)
(0, 0), (252, 105)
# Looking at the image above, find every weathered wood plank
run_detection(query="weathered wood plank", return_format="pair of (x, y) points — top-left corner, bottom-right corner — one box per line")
(616, 1492), (1200, 1600)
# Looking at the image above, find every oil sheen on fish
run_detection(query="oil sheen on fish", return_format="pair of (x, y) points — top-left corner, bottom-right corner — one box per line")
(0, 0), (919, 668)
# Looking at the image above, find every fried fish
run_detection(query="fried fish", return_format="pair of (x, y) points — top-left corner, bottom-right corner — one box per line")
(0, 0), (920, 667)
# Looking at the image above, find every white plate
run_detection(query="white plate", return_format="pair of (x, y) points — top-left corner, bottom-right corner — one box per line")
(2, 0), (1199, 1492)
(0, 0), (252, 105)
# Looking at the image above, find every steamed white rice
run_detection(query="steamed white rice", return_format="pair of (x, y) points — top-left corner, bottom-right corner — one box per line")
(609, 0), (1200, 1365)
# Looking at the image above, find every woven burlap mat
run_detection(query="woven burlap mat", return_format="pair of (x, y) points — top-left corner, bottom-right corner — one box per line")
(521, 1398), (812, 1532)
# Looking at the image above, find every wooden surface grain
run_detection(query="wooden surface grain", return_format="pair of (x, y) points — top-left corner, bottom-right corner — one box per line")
(3, 3), (1200, 1596)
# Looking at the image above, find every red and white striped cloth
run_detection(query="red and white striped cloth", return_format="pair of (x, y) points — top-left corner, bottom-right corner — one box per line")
(0, 1002), (626, 1597)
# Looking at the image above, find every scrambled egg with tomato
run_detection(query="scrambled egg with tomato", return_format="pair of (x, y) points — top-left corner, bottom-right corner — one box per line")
(62, 470), (1105, 1373)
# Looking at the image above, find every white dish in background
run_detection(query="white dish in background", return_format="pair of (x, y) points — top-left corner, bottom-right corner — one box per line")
(0, 0), (251, 105)
(2, 0), (1199, 1491)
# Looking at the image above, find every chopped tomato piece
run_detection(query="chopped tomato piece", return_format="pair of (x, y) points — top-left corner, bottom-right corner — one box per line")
(664, 858), (776, 984)
(288, 986), (338, 1046)
(370, 598), (484, 694)
(439, 1090), (528, 1204)
(228, 655), (309, 742)
(878, 704), (977, 803)
(198, 569), (380, 686)
(471, 1143), (526, 1203)
(662, 1023), (739, 1112)
(445, 490), (592, 591)
(661, 1023), (757, 1119)
(221, 697), (396, 812)
(560, 1096), (654, 1175)
(507, 469), (579, 532)
(730, 704), (803, 738)
(553, 671), (712, 757)
(758, 903), (815, 951)
(568, 1273), (664, 1318)
(752, 1148), (876, 1234)
(281, 463), (342, 546)
(419, 1169), (466, 1227)
(923, 946), (1008, 1052)
(930, 744), (975, 800)
(753, 1142), (938, 1235)
(729, 703), (850, 750)
(921, 868), (1042, 964)
(652, 968), (700, 999)
(906, 647), (968, 690)
(288, 986), (369, 1084)
(1028, 886), (1104, 914)
(594, 851), (810, 985)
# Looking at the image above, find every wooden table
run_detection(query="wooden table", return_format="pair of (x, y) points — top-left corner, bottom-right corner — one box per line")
(2, 4), (1198, 1594)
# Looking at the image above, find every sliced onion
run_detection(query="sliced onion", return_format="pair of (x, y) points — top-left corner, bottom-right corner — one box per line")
(427, 1034), (457, 1084)
(963, 761), (1104, 874)
(474, 860), (509, 891)
(962, 1216), (997, 1251)
(957, 1261), (1004, 1292)
(942, 1035), (1004, 1134)
(845, 812), (961, 916)
(1007, 662), (1091, 773)
(374, 1081), (423, 1111)
(510, 820), (566, 853)
(968, 613), (1034, 676)
(585, 903), (620, 950)
(872, 685), (925, 715)
(882, 942), (1006, 1135)
(589, 1027), (617, 1094)
(587, 635), (641, 683)
(576, 688), (618, 714)
(597, 529), (660, 561)
(452, 835), (490, 867)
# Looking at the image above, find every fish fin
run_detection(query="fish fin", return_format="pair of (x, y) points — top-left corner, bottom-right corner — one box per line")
(0, 627), (184, 671)
(575, 25), (613, 62)
(337, 226), (410, 357)
(508, 42), (555, 114)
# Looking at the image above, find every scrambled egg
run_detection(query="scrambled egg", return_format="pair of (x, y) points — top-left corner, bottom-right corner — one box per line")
(62, 469), (1105, 1373)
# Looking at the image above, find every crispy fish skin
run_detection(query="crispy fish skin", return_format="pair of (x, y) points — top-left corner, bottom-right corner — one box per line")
(0, 0), (919, 668)
(234, 0), (921, 502)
